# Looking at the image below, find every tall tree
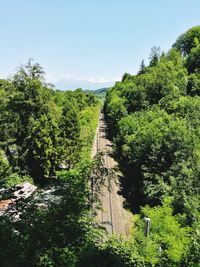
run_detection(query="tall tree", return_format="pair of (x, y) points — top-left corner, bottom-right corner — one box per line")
(173, 26), (200, 55)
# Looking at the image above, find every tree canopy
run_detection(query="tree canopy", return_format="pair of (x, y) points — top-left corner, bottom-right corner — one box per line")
(105, 26), (200, 266)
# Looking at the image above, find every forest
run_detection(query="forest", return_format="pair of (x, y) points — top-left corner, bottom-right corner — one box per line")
(0, 26), (199, 266)
(105, 25), (200, 266)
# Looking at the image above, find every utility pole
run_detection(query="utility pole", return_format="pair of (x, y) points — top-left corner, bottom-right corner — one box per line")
(144, 217), (151, 258)
(144, 217), (151, 237)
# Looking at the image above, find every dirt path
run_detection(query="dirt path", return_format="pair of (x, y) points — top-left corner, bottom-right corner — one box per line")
(93, 111), (132, 237)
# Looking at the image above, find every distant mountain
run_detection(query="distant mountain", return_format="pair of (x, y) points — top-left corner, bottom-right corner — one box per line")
(53, 79), (115, 91)
(93, 88), (109, 94)
(85, 88), (109, 98)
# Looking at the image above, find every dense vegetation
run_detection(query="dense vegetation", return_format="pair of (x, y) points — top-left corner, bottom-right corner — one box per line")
(0, 61), (143, 267)
(85, 88), (108, 99)
(105, 26), (200, 266)
(0, 26), (200, 266)
(0, 60), (100, 187)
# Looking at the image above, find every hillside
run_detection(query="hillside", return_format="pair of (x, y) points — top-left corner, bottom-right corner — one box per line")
(85, 87), (109, 98)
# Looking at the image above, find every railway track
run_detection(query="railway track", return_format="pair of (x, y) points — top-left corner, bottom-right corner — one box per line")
(93, 110), (132, 236)
(97, 112), (114, 234)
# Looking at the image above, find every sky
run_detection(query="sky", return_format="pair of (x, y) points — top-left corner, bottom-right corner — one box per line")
(0, 0), (200, 89)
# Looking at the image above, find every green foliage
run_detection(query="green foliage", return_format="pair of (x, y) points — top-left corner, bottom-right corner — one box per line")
(163, 96), (200, 138)
(37, 247), (77, 267)
(186, 219), (200, 266)
(134, 198), (191, 266)
(140, 55), (186, 103)
(0, 162), (92, 266)
(1, 26), (200, 266)
(59, 100), (81, 168)
(115, 108), (200, 213)
(26, 114), (61, 179)
(0, 160), (145, 267)
(105, 86), (128, 136)
(173, 25), (200, 55)
(79, 103), (101, 161)
(149, 46), (161, 66)
(187, 72), (200, 96)
(0, 60), (100, 182)
(0, 60), (58, 180)
(85, 88), (108, 100)
(186, 43), (200, 73)
(173, 26), (200, 75)
(105, 50), (187, 128)
(0, 150), (12, 184)
(105, 25), (200, 264)
(78, 236), (145, 267)
(138, 60), (146, 74)
(121, 82), (148, 113)
(122, 72), (133, 82)
(0, 149), (33, 188)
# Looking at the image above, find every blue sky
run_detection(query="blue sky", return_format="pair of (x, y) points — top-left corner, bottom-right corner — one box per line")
(0, 0), (200, 87)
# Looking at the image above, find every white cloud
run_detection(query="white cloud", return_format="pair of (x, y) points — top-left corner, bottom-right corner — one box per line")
(84, 76), (121, 83)
(87, 77), (109, 83)
(51, 73), (121, 84)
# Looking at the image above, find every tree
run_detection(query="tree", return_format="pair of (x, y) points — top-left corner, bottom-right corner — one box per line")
(138, 60), (146, 74)
(185, 43), (200, 73)
(134, 198), (191, 266)
(78, 236), (145, 267)
(115, 108), (200, 213)
(187, 72), (200, 96)
(173, 26), (200, 55)
(121, 82), (148, 113)
(5, 60), (53, 156)
(0, 163), (93, 266)
(121, 72), (132, 82)
(164, 96), (200, 139)
(24, 114), (61, 180)
(105, 87), (127, 136)
(149, 46), (161, 66)
(59, 100), (81, 169)
(0, 149), (12, 186)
